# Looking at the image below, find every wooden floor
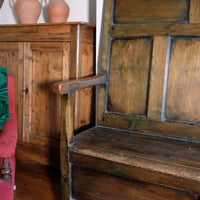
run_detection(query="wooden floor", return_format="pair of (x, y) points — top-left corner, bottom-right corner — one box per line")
(14, 161), (61, 200)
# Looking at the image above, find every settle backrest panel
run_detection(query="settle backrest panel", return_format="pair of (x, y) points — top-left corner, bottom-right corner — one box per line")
(98, 0), (200, 142)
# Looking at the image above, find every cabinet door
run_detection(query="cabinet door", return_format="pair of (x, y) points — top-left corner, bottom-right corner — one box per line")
(25, 42), (69, 147)
(0, 42), (23, 139)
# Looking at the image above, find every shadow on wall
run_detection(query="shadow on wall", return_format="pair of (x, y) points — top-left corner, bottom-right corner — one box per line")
(10, 3), (20, 24)
(96, 0), (105, 73)
(89, 0), (96, 24)
(0, 0), (4, 9)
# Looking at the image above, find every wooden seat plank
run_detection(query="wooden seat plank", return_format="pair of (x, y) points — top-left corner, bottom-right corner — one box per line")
(70, 126), (200, 194)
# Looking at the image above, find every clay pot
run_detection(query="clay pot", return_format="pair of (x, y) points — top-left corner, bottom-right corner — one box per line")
(45, 0), (70, 23)
(12, 0), (41, 24)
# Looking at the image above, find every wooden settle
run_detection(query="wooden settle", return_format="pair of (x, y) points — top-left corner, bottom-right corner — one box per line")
(54, 0), (200, 199)
(0, 23), (95, 167)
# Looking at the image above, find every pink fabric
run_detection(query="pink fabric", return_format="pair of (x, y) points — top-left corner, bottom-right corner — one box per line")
(0, 113), (18, 157)
(0, 179), (13, 200)
(0, 75), (18, 157)
(0, 76), (17, 199)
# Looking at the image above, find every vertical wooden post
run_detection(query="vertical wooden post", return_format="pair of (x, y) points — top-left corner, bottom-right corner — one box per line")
(60, 93), (74, 200)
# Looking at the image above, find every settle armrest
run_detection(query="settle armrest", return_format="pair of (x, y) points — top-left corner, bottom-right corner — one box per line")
(53, 74), (107, 95)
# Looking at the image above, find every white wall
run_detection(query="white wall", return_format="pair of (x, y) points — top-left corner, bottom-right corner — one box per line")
(96, 0), (104, 72)
(0, 0), (96, 24)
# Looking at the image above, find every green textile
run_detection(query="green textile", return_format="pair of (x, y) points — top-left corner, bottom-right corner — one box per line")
(0, 68), (9, 130)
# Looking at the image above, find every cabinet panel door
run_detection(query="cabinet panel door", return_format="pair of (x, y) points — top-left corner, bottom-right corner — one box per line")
(0, 42), (23, 140)
(74, 42), (95, 131)
(25, 42), (69, 146)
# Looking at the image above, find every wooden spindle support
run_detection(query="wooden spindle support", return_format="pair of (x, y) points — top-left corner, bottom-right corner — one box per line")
(1, 157), (12, 185)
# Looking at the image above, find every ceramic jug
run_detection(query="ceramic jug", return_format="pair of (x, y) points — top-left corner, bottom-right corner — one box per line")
(12, 0), (41, 24)
(45, 0), (70, 23)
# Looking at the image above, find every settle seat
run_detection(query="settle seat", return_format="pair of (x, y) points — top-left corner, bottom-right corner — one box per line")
(54, 0), (200, 199)
(0, 76), (18, 199)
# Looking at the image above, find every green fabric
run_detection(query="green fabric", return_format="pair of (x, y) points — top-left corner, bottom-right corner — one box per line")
(0, 68), (9, 130)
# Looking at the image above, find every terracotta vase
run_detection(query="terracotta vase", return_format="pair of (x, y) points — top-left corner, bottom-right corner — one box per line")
(45, 0), (70, 23)
(12, 0), (41, 24)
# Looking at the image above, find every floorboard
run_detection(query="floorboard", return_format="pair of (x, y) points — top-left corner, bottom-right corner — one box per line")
(14, 161), (61, 200)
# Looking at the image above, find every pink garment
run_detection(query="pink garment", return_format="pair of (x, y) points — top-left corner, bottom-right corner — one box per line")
(0, 76), (18, 199)
(0, 113), (18, 157)
(0, 179), (13, 200)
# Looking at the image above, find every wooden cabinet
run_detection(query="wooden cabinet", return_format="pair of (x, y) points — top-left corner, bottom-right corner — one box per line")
(0, 23), (95, 166)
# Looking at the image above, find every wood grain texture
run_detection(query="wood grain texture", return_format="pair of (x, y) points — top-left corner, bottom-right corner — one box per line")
(0, 42), (23, 140)
(114, 0), (188, 24)
(14, 162), (61, 200)
(68, 25), (96, 131)
(108, 38), (152, 115)
(72, 166), (198, 200)
(112, 24), (200, 38)
(166, 38), (200, 123)
(104, 113), (200, 141)
(16, 141), (60, 167)
(189, 0), (200, 23)
(148, 36), (169, 120)
(64, 0), (200, 199)
(53, 75), (106, 95)
(30, 42), (63, 139)
(60, 94), (74, 200)
(0, 23), (94, 42)
(0, 23), (95, 168)
(74, 42), (95, 131)
(98, 0), (113, 125)
(70, 126), (200, 195)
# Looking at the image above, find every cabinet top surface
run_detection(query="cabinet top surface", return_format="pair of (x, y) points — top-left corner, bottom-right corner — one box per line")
(0, 22), (95, 28)
(0, 22), (95, 42)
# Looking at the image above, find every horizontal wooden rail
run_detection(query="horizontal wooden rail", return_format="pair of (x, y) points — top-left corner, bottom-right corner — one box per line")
(53, 74), (107, 95)
(112, 24), (200, 37)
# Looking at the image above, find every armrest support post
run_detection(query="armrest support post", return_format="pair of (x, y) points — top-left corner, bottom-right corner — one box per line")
(60, 93), (74, 199)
